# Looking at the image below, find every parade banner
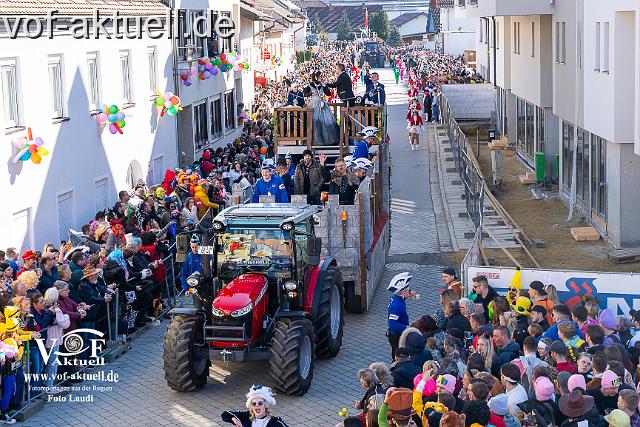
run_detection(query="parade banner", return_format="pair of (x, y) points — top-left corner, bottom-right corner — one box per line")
(465, 266), (640, 316)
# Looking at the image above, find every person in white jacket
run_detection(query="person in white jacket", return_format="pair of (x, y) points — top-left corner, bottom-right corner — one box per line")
(43, 287), (70, 394)
(181, 197), (199, 223)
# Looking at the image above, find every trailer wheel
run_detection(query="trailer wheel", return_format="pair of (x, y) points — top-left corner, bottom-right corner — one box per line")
(269, 318), (315, 396)
(345, 281), (365, 314)
(314, 265), (344, 358)
(163, 315), (210, 392)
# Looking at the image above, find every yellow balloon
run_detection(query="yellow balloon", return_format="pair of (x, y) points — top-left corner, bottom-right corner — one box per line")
(31, 153), (42, 164)
(38, 147), (49, 156)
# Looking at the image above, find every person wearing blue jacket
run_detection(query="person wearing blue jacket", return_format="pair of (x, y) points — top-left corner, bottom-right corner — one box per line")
(540, 304), (583, 342)
(387, 272), (417, 362)
(252, 164), (289, 203)
(181, 236), (202, 292)
(352, 133), (370, 160)
(363, 71), (386, 106)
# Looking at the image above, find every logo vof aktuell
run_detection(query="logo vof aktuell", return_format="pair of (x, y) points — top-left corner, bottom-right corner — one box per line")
(33, 328), (106, 367)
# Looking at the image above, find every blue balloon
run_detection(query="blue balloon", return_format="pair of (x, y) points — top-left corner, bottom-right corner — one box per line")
(203, 71), (211, 79)
(116, 112), (125, 121)
(184, 79), (192, 87)
(211, 68), (219, 76)
(19, 151), (31, 161)
(108, 114), (118, 123)
(198, 65), (205, 72)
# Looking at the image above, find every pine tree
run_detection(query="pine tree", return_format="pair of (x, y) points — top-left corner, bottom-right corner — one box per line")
(387, 25), (402, 47)
(336, 10), (354, 41)
(369, 10), (390, 40)
(311, 13), (324, 34)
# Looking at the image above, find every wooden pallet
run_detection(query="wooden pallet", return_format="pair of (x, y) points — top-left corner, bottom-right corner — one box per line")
(608, 248), (640, 264)
(571, 226), (601, 241)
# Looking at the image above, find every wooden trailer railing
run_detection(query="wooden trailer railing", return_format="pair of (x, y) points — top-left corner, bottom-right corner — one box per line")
(273, 104), (386, 156)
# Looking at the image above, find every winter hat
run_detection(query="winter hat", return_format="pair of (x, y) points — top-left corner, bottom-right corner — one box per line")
(435, 374), (456, 394)
(568, 374), (587, 392)
(488, 393), (509, 416)
(602, 370), (621, 389)
(534, 376), (555, 401)
(245, 384), (276, 409)
(599, 308), (617, 329)
(605, 409), (631, 427)
(514, 296), (532, 316)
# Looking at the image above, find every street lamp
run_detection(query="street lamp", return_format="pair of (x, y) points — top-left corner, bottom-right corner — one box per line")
(176, 44), (200, 70)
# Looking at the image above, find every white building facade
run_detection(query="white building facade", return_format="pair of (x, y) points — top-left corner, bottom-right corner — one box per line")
(0, 1), (177, 251)
(464, 0), (640, 248)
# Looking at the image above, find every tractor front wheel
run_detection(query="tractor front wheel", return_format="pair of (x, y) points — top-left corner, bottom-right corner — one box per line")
(269, 318), (315, 396)
(314, 265), (345, 358)
(163, 315), (210, 392)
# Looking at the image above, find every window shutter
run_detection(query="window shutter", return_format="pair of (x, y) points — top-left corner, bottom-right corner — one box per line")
(57, 191), (74, 242)
(94, 178), (109, 213)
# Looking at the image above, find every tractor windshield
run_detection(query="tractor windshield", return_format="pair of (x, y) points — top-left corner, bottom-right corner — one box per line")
(215, 227), (293, 279)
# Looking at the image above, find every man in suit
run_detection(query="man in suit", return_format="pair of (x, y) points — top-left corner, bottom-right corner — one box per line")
(363, 71), (386, 106)
(327, 63), (356, 106)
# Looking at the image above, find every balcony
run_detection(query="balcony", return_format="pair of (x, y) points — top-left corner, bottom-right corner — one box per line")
(464, 0), (556, 17)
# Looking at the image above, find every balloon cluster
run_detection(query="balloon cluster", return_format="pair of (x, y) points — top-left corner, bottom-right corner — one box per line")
(271, 56), (283, 66)
(237, 112), (247, 124)
(12, 128), (49, 164)
(180, 52), (250, 87)
(96, 105), (126, 135)
(153, 90), (182, 117)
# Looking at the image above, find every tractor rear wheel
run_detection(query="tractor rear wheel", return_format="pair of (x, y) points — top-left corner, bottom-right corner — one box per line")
(314, 265), (345, 358)
(163, 315), (210, 392)
(269, 318), (315, 396)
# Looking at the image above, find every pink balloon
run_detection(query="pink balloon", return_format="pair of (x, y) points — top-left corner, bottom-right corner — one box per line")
(109, 123), (117, 134)
(233, 65), (240, 72)
(96, 113), (107, 123)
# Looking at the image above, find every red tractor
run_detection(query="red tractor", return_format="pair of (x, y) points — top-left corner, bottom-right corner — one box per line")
(163, 204), (345, 395)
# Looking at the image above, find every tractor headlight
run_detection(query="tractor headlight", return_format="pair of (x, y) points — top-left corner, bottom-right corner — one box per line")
(283, 281), (298, 291)
(231, 303), (253, 317)
(280, 221), (294, 231)
(186, 274), (200, 288)
(212, 221), (225, 231)
(212, 307), (225, 317)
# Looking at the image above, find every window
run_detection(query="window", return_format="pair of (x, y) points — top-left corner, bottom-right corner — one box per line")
(220, 11), (233, 52)
(555, 22), (560, 62)
(147, 47), (157, 96)
(48, 56), (65, 119)
(537, 107), (545, 154)
(561, 22), (566, 63)
(152, 155), (164, 184)
(531, 22), (535, 57)
(517, 98), (525, 150)
(595, 22), (601, 71)
(177, 10), (188, 61)
(194, 11), (208, 57)
(576, 128), (588, 202)
(87, 53), (100, 111)
(526, 102), (534, 159)
(0, 61), (19, 128)
(479, 19), (483, 43)
(57, 190), (74, 242)
(11, 208), (32, 253)
(496, 21), (500, 49)
(590, 136), (607, 218)
(94, 177), (109, 213)
(224, 90), (235, 131)
(513, 21), (520, 54)
(210, 97), (222, 139)
(602, 22), (609, 72)
(194, 102), (208, 150)
(562, 122), (574, 190)
(120, 51), (133, 104)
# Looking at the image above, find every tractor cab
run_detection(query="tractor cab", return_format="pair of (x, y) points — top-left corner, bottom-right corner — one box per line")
(164, 203), (343, 396)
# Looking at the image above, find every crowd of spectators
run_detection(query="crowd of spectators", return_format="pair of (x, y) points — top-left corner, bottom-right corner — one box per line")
(333, 268), (640, 427)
